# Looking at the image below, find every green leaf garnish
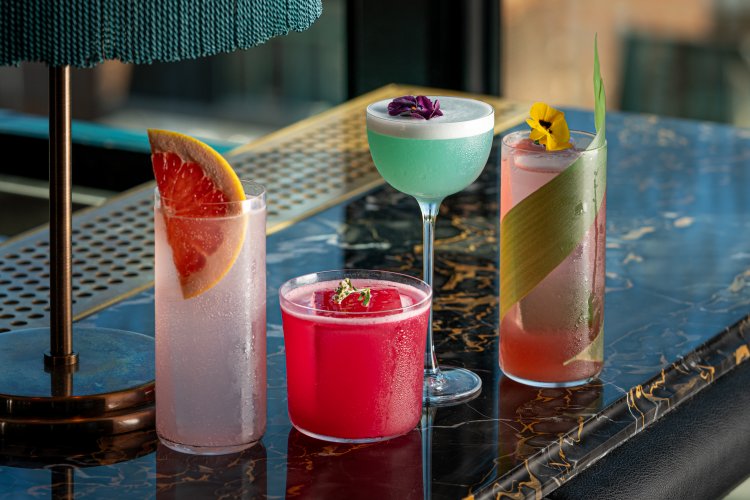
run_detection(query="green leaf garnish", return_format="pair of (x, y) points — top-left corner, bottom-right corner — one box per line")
(563, 323), (604, 366)
(358, 287), (372, 307)
(591, 33), (606, 151)
(332, 278), (371, 307)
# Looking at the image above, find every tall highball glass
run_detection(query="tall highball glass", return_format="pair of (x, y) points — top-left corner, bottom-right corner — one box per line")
(155, 181), (266, 454)
(500, 131), (606, 387)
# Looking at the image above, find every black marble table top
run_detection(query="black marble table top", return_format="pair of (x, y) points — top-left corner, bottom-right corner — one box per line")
(2, 109), (750, 499)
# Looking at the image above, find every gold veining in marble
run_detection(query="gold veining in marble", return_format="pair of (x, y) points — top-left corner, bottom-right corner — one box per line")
(626, 370), (669, 429)
(493, 460), (543, 500)
(735, 344), (750, 365)
(696, 364), (716, 383)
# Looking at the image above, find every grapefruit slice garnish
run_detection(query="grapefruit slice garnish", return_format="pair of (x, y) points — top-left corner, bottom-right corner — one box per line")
(148, 129), (247, 299)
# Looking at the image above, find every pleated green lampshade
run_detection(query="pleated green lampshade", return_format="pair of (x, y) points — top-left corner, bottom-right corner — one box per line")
(0, 0), (322, 67)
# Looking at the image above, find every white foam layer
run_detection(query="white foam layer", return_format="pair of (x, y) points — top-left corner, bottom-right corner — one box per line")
(366, 96), (494, 140)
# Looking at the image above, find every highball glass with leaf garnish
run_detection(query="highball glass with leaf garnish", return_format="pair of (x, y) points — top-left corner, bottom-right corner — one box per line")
(366, 96), (494, 405)
(500, 39), (607, 388)
(500, 129), (606, 387)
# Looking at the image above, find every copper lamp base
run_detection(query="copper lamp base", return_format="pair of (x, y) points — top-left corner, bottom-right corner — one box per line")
(0, 327), (155, 439)
(0, 66), (155, 442)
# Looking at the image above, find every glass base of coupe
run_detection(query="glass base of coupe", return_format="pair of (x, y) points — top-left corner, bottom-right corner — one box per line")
(499, 40), (608, 387)
(367, 95), (495, 405)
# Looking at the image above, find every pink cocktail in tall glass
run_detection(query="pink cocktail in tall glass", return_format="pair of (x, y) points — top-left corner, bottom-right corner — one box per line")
(500, 131), (606, 387)
(280, 270), (431, 442)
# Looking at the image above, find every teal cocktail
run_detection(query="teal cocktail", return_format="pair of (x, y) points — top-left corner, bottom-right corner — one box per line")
(367, 130), (493, 201)
(366, 96), (494, 405)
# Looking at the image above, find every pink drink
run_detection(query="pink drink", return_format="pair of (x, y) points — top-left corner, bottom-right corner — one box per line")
(279, 271), (431, 442)
(155, 183), (267, 454)
(500, 131), (605, 386)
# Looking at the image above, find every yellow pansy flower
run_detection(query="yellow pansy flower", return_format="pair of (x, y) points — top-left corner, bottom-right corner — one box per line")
(526, 102), (572, 151)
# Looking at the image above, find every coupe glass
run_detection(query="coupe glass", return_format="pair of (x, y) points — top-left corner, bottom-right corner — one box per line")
(366, 96), (494, 405)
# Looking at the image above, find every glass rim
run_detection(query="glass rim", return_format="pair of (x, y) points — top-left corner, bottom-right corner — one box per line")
(279, 269), (432, 317)
(366, 96), (495, 140)
(502, 129), (607, 152)
(154, 179), (265, 215)
(366, 96), (494, 121)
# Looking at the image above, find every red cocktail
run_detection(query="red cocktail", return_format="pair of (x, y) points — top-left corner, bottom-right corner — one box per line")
(280, 270), (431, 442)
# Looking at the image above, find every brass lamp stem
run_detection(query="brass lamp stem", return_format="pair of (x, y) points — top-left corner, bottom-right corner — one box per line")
(45, 65), (78, 369)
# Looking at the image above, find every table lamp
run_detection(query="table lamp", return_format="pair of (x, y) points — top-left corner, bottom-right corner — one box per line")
(0, 0), (321, 439)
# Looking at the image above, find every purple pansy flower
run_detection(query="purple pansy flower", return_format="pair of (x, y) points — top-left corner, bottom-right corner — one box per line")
(387, 95), (443, 120)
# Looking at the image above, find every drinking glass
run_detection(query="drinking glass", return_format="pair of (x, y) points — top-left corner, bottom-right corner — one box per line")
(366, 96), (494, 405)
(500, 130), (606, 387)
(154, 181), (266, 454)
(279, 269), (431, 442)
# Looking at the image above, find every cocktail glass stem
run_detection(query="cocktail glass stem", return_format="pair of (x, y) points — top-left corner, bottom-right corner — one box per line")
(418, 199), (483, 405)
(418, 200), (443, 382)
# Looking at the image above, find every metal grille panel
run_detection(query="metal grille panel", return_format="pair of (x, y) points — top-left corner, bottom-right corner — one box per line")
(0, 86), (527, 332)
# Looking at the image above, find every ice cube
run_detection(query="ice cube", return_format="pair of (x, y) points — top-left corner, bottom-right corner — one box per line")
(313, 288), (403, 314)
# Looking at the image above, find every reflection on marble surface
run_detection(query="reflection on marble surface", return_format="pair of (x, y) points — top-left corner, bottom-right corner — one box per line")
(157, 442), (267, 498)
(2, 110), (750, 498)
(0, 430), (156, 499)
(285, 428), (423, 499)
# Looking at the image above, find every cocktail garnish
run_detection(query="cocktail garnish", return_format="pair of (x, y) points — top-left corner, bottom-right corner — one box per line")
(387, 95), (443, 120)
(148, 129), (247, 299)
(332, 278), (371, 307)
(525, 102), (573, 151)
(314, 287), (402, 314)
